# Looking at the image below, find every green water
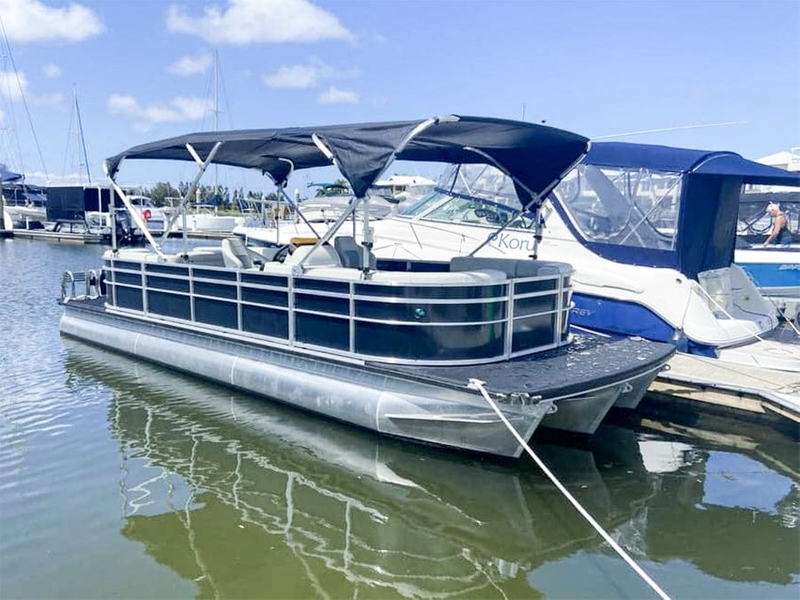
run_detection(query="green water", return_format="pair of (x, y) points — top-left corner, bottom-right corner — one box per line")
(1, 239), (798, 599)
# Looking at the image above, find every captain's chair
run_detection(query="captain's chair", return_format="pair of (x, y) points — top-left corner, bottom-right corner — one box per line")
(334, 236), (376, 270)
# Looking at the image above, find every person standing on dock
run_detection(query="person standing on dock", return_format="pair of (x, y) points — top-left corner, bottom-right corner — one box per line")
(763, 203), (790, 246)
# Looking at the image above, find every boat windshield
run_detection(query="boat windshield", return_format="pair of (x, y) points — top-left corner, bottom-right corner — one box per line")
(398, 164), (536, 229)
(553, 165), (682, 250)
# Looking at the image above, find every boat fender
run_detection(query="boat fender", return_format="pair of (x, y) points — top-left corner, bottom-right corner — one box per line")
(142, 209), (151, 222)
(99, 270), (107, 296)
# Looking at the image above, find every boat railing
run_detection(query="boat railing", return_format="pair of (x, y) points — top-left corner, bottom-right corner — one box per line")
(101, 259), (572, 366)
(61, 269), (101, 302)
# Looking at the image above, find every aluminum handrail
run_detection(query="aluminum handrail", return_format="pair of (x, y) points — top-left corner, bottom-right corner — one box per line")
(103, 259), (572, 365)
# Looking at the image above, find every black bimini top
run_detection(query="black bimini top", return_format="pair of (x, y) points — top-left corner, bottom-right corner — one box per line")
(105, 115), (589, 206)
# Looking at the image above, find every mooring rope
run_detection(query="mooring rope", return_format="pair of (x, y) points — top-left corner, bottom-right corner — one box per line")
(468, 379), (671, 600)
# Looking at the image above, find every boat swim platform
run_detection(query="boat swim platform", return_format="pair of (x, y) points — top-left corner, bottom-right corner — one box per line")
(648, 353), (800, 438)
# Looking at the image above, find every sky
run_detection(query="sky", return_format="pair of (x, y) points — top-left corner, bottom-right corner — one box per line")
(0, 0), (798, 193)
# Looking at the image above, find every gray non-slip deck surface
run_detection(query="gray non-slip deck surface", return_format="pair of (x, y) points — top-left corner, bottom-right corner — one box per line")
(374, 334), (675, 399)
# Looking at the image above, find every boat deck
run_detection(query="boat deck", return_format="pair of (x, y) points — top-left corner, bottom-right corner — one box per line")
(376, 334), (674, 400)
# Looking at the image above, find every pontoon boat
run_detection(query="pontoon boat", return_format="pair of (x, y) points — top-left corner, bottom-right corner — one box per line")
(59, 117), (674, 456)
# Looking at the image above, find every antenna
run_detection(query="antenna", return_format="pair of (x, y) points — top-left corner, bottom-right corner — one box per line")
(593, 120), (748, 140)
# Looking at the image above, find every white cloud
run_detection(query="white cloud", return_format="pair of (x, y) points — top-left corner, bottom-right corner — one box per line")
(263, 58), (358, 89)
(108, 93), (212, 130)
(29, 91), (64, 109)
(166, 0), (352, 44)
(263, 64), (322, 89)
(317, 86), (358, 105)
(23, 170), (88, 185)
(0, 70), (64, 110)
(42, 63), (62, 78)
(0, 0), (103, 42)
(0, 70), (28, 102)
(167, 53), (213, 76)
(262, 58), (332, 89)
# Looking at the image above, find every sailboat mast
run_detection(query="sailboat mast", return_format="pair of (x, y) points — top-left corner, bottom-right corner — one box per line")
(0, 15), (48, 181)
(73, 86), (91, 183)
(213, 49), (218, 200)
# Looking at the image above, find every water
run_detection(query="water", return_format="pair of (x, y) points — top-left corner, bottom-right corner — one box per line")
(1, 238), (798, 599)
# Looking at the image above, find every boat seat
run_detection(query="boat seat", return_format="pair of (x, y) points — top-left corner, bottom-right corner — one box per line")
(221, 237), (264, 269)
(450, 257), (572, 279)
(182, 249), (225, 266)
(304, 267), (365, 281)
(369, 269), (507, 285)
(335, 236), (377, 270)
(283, 244), (342, 268)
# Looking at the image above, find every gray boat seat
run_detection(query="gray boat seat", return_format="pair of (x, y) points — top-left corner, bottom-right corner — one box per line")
(450, 257), (572, 279)
(370, 269), (506, 284)
(283, 244), (342, 268)
(335, 236), (377, 270)
(221, 237), (264, 269)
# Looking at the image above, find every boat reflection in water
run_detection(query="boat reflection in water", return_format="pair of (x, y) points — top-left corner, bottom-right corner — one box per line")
(63, 339), (799, 598)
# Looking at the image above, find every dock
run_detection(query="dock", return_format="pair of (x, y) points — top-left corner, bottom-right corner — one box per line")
(168, 230), (234, 240)
(649, 353), (800, 437)
(11, 229), (103, 243)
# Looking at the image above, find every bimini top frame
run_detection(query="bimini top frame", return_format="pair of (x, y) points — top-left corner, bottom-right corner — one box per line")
(104, 115), (590, 261)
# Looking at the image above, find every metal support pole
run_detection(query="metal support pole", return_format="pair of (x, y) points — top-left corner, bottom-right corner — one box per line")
(278, 187), (321, 238)
(276, 188), (281, 245)
(465, 143), (588, 258)
(294, 196), (365, 272)
(107, 176), (164, 257)
(361, 194), (373, 276)
(182, 205), (188, 256)
(532, 206), (543, 260)
(159, 142), (223, 245)
(111, 208), (117, 252)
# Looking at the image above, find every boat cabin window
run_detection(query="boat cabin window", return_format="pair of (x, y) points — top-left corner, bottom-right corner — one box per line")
(737, 186), (799, 241)
(553, 165), (682, 250)
(397, 164), (536, 230)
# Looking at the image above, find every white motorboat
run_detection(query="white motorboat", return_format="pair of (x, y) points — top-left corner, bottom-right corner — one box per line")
(228, 142), (800, 426)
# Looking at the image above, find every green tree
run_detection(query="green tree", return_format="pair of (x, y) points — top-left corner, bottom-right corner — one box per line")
(313, 179), (349, 197)
(147, 182), (180, 206)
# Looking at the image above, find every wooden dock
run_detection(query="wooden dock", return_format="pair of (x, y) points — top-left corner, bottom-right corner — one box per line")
(648, 352), (800, 437)
(11, 229), (103, 244)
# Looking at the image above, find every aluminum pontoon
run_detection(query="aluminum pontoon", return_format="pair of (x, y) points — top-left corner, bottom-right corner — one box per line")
(59, 116), (674, 457)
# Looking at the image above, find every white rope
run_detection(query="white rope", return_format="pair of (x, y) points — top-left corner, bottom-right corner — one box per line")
(468, 379), (671, 600)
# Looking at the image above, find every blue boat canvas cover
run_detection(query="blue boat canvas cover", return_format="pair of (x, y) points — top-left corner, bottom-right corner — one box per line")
(0, 163), (22, 183)
(104, 116), (589, 207)
(552, 142), (800, 279)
